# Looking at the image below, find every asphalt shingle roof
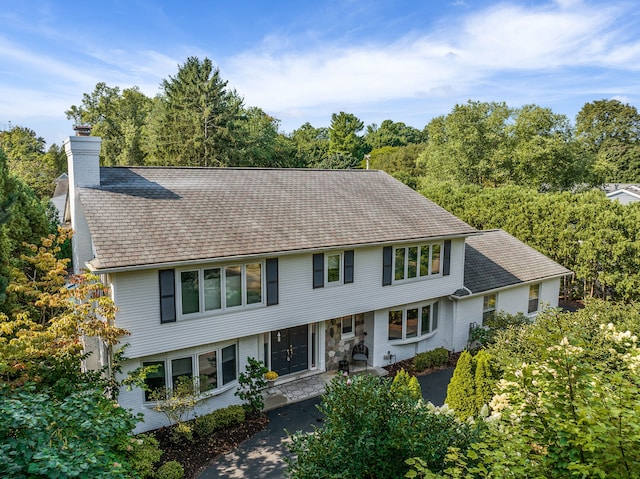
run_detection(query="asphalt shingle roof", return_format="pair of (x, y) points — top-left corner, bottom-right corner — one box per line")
(79, 167), (476, 271)
(463, 229), (571, 294)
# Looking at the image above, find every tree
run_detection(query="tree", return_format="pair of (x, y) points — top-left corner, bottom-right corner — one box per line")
(0, 126), (63, 198)
(365, 119), (424, 149)
(145, 57), (244, 167)
(328, 111), (367, 161)
(473, 350), (495, 412)
(445, 350), (477, 420)
(0, 147), (50, 308)
(0, 227), (127, 391)
(576, 99), (640, 182)
(66, 82), (151, 166)
(289, 122), (329, 167)
(418, 100), (595, 190)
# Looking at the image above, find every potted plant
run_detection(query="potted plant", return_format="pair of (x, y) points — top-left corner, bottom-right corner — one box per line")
(264, 370), (279, 386)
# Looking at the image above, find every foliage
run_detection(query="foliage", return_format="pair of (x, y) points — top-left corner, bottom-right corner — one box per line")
(468, 311), (531, 349)
(418, 181), (640, 302)
(425, 302), (640, 478)
(414, 347), (449, 371)
(155, 460), (185, 479)
(288, 122), (329, 167)
(0, 385), (141, 479)
(0, 227), (128, 393)
(120, 434), (163, 479)
(264, 370), (278, 381)
(0, 146), (50, 306)
(364, 119), (424, 149)
(286, 373), (479, 479)
(235, 356), (268, 414)
(66, 82), (152, 166)
(391, 368), (422, 401)
(145, 56), (244, 167)
(445, 350), (477, 420)
(150, 375), (198, 442)
(472, 350), (495, 413)
(193, 404), (245, 437)
(328, 111), (367, 161)
(417, 100), (596, 190)
(0, 125), (65, 198)
(576, 99), (640, 182)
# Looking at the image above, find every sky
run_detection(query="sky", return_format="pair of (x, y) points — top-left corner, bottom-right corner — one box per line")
(1, 0), (640, 147)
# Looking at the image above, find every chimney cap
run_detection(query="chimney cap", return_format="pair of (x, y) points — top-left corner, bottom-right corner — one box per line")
(73, 124), (92, 136)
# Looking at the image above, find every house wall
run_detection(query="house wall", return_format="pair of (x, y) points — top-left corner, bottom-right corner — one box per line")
(453, 277), (563, 350)
(118, 335), (258, 433)
(111, 239), (466, 360)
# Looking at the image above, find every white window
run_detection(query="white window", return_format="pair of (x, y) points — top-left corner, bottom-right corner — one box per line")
(528, 284), (540, 314)
(393, 243), (442, 282)
(179, 262), (263, 316)
(341, 315), (355, 338)
(142, 343), (238, 402)
(388, 302), (439, 341)
(326, 252), (342, 285)
(483, 294), (496, 323)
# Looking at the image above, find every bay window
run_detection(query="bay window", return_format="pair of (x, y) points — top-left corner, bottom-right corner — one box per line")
(388, 302), (439, 341)
(143, 343), (238, 402)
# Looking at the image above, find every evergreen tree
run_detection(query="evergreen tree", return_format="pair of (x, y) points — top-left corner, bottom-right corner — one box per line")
(146, 57), (244, 167)
(390, 368), (422, 402)
(328, 111), (367, 162)
(445, 350), (477, 419)
(474, 349), (496, 412)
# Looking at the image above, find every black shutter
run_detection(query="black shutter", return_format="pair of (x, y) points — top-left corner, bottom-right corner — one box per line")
(443, 240), (451, 276)
(266, 258), (279, 306)
(382, 246), (393, 286)
(159, 269), (176, 323)
(344, 250), (354, 284)
(313, 253), (324, 288)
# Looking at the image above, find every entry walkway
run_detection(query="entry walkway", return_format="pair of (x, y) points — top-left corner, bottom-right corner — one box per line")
(198, 367), (454, 479)
(262, 364), (387, 411)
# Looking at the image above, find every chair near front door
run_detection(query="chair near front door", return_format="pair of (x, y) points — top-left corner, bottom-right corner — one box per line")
(271, 325), (309, 377)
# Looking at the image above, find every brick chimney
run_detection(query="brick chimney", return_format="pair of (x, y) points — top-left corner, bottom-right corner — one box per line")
(63, 133), (102, 273)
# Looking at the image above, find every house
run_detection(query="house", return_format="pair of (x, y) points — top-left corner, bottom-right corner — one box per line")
(63, 134), (570, 432)
(605, 184), (640, 204)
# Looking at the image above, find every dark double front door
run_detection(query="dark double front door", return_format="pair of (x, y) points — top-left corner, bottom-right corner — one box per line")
(271, 325), (309, 377)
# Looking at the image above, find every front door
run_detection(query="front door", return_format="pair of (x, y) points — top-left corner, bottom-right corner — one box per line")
(271, 325), (309, 377)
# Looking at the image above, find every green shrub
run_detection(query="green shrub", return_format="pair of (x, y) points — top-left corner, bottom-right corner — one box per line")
(0, 386), (140, 479)
(414, 347), (449, 371)
(122, 434), (162, 479)
(170, 422), (193, 444)
(391, 368), (422, 401)
(235, 357), (268, 413)
(445, 350), (477, 420)
(155, 460), (184, 479)
(473, 350), (496, 412)
(194, 404), (246, 437)
(286, 373), (478, 478)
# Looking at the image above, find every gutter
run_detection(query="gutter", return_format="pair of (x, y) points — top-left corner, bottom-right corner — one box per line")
(86, 232), (476, 274)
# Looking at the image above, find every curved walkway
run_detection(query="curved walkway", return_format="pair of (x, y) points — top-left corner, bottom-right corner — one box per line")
(197, 367), (454, 479)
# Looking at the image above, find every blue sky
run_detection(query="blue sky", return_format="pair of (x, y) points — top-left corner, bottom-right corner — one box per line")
(2, 0), (639, 146)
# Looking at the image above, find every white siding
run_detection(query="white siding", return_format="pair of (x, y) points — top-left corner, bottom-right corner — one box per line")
(112, 239), (466, 359)
(452, 277), (563, 351)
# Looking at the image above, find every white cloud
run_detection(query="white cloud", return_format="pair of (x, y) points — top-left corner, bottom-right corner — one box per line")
(224, 0), (639, 127)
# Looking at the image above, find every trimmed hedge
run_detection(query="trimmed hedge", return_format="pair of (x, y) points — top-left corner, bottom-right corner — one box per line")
(413, 347), (449, 372)
(194, 404), (245, 437)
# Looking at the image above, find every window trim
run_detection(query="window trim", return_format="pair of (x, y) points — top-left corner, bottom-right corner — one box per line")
(176, 261), (265, 319)
(528, 283), (540, 314)
(392, 242), (443, 283)
(142, 341), (238, 404)
(341, 315), (355, 339)
(388, 301), (440, 343)
(483, 294), (496, 324)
